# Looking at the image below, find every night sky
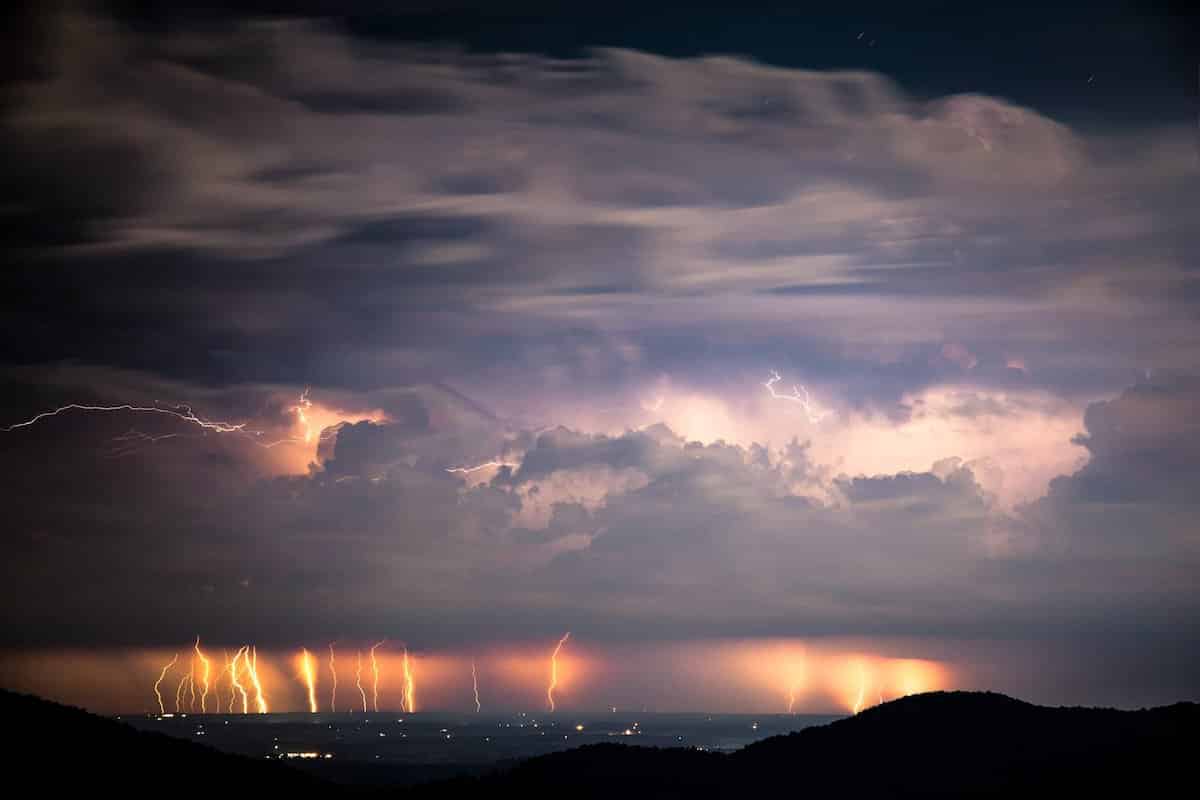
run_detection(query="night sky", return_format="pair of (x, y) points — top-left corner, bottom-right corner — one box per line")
(1, 1), (1197, 713)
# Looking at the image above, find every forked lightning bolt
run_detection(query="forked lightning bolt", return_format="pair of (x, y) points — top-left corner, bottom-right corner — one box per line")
(763, 371), (834, 423)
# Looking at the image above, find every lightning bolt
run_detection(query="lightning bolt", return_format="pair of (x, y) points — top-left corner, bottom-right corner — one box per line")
(763, 371), (834, 423)
(547, 632), (570, 713)
(230, 646), (249, 714)
(853, 662), (867, 715)
(444, 460), (518, 475)
(369, 640), (385, 713)
(246, 646), (269, 713)
(300, 648), (318, 713)
(787, 683), (797, 715)
(175, 662), (193, 713)
(1, 403), (248, 435)
(293, 387), (315, 443)
(355, 652), (367, 713)
(153, 653), (178, 715)
(3, 388), (343, 451)
(471, 659), (481, 713)
(193, 637), (211, 714)
(402, 648), (416, 714)
(328, 643), (338, 713)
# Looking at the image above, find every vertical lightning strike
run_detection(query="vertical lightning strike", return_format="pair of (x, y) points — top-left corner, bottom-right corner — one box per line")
(471, 660), (481, 713)
(787, 684), (797, 715)
(300, 648), (318, 713)
(193, 637), (211, 714)
(188, 655), (198, 711)
(369, 640), (385, 713)
(153, 653), (178, 715)
(230, 646), (250, 714)
(175, 667), (192, 713)
(355, 652), (367, 713)
(852, 662), (867, 715)
(402, 648), (416, 714)
(246, 646), (269, 713)
(293, 387), (315, 443)
(547, 632), (571, 713)
(763, 370), (834, 423)
(328, 643), (338, 713)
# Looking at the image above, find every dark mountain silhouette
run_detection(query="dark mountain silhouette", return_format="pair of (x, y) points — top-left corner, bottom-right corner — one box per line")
(417, 691), (1199, 799)
(0, 688), (328, 794)
(4, 688), (1196, 798)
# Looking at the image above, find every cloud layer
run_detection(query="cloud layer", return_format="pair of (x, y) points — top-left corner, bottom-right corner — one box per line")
(1, 10), (1198, 708)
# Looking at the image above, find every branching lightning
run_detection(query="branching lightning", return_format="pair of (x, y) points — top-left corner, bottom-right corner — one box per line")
(402, 648), (416, 714)
(4, 387), (341, 453)
(369, 640), (385, 713)
(2, 403), (248, 435)
(300, 648), (318, 713)
(444, 460), (518, 475)
(547, 632), (571, 712)
(355, 652), (367, 713)
(175, 661), (194, 713)
(246, 646), (269, 713)
(153, 653), (178, 715)
(230, 646), (250, 714)
(328, 643), (338, 713)
(193, 637), (211, 714)
(763, 370), (834, 423)
(471, 659), (481, 713)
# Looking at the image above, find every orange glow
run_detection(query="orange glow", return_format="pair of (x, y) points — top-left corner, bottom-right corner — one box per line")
(547, 632), (571, 712)
(193, 637), (211, 713)
(355, 652), (367, 712)
(2, 641), (952, 714)
(298, 648), (318, 713)
(327, 643), (337, 713)
(853, 661), (867, 714)
(153, 653), (178, 714)
(369, 641), (385, 712)
(402, 648), (416, 713)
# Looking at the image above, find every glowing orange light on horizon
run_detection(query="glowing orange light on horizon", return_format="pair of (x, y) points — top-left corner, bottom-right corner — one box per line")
(547, 632), (570, 712)
(299, 648), (318, 713)
(153, 653), (178, 715)
(852, 662), (867, 714)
